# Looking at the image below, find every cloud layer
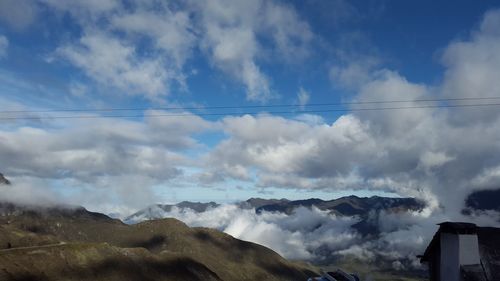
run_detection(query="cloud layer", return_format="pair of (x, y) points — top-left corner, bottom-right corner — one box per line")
(4, 0), (311, 101)
(198, 10), (500, 216)
(124, 203), (500, 271)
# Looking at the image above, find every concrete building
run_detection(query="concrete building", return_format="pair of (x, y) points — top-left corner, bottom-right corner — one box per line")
(419, 222), (500, 281)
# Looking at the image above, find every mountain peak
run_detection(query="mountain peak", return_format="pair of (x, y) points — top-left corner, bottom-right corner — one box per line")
(0, 173), (10, 185)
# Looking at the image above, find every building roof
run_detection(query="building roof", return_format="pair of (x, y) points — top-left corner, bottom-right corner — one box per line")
(438, 222), (478, 234)
(476, 227), (500, 280)
(420, 222), (500, 281)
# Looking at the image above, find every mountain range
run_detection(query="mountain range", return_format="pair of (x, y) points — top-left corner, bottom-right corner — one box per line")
(125, 196), (426, 235)
(124, 198), (293, 224)
(253, 196), (424, 216)
(124, 201), (220, 223)
(2, 173), (500, 281)
(125, 190), (500, 227)
(465, 189), (500, 212)
(0, 201), (317, 281)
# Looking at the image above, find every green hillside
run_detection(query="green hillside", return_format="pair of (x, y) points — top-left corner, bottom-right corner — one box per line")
(0, 203), (318, 281)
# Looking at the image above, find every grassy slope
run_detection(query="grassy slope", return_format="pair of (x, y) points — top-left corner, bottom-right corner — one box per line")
(324, 258), (426, 281)
(0, 243), (222, 281)
(0, 209), (318, 281)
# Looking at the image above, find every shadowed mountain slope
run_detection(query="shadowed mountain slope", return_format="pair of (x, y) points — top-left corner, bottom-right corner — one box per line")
(0, 202), (317, 281)
(465, 189), (500, 212)
(239, 198), (290, 209)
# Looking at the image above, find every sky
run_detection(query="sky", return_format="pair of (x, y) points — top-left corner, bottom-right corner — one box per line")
(1, 0), (500, 215)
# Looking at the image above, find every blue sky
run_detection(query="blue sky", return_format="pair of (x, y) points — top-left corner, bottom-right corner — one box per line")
(1, 0), (500, 214)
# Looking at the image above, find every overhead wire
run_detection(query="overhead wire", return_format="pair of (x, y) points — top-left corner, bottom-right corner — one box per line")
(1, 96), (500, 114)
(1, 101), (500, 120)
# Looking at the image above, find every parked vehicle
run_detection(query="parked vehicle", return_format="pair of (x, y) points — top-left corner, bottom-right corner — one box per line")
(308, 269), (360, 281)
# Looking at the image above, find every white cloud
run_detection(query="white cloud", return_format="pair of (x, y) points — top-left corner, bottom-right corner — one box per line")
(203, 23), (500, 214)
(0, 177), (60, 206)
(56, 32), (173, 100)
(205, 113), (376, 185)
(297, 87), (310, 107)
(418, 151), (455, 170)
(259, 1), (314, 61)
(194, 1), (270, 101)
(0, 35), (8, 58)
(441, 9), (500, 123)
(36, 0), (313, 102)
(123, 202), (499, 270)
(110, 6), (196, 69)
(40, 0), (120, 20)
(192, 0), (313, 101)
(0, 0), (38, 30)
(128, 204), (360, 260)
(0, 112), (214, 208)
(329, 56), (380, 90)
(43, 7), (500, 215)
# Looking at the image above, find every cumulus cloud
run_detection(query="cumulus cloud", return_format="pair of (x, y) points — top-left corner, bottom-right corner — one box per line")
(203, 68), (500, 214)
(110, 6), (196, 69)
(203, 113), (376, 185)
(329, 56), (380, 90)
(32, 0), (312, 102)
(418, 151), (455, 171)
(202, 10), (500, 217)
(0, 112), (213, 208)
(129, 204), (360, 261)
(0, 113), (213, 180)
(441, 9), (500, 123)
(0, 0), (39, 30)
(0, 177), (60, 206)
(56, 32), (174, 100)
(191, 0), (312, 101)
(40, 0), (120, 21)
(123, 202), (500, 270)
(4, 8), (500, 218)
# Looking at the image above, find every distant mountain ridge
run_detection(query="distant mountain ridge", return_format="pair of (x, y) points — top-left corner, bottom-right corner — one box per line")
(239, 198), (290, 209)
(123, 196), (427, 238)
(125, 201), (219, 224)
(0, 201), (116, 222)
(465, 189), (500, 212)
(255, 195), (425, 216)
(125, 195), (426, 225)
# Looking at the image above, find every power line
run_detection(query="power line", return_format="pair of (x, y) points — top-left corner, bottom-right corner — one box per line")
(1, 102), (500, 120)
(2, 96), (500, 114)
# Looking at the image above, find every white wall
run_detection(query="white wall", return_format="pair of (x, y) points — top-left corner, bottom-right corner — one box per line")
(439, 232), (481, 281)
(459, 234), (480, 265)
